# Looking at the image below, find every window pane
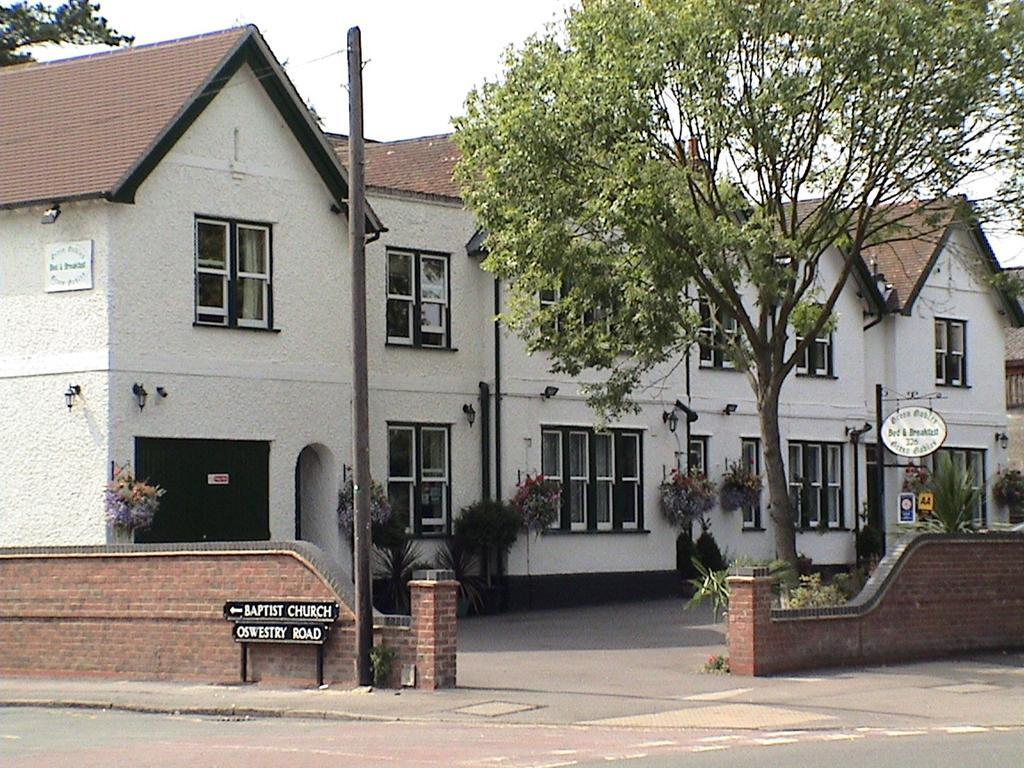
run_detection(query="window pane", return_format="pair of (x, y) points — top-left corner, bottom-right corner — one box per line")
(421, 428), (446, 478)
(596, 481), (612, 525)
(805, 446), (822, 484)
(827, 446), (841, 484)
(420, 482), (445, 524)
(421, 302), (445, 331)
(542, 432), (561, 479)
(570, 480), (586, 524)
(388, 483), (412, 531)
(387, 299), (412, 340)
(388, 252), (413, 296)
(388, 428), (413, 478)
(420, 257), (446, 301)
(949, 322), (964, 354)
(197, 221), (227, 269)
(595, 434), (612, 478)
(742, 440), (758, 473)
(569, 432), (588, 477)
(620, 435), (638, 479)
(198, 272), (225, 310)
(238, 227), (267, 274)
(828, 488), (840, 524)
(788, 445), (802, 481)
(237, 277), (265, 321)
(935, 320), (946, 351)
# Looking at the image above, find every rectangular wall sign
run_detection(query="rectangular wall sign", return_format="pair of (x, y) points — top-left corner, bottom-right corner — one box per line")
(232, 622), (329, 644)
(45, 241), (93, 292)
(223, 601), (339, 622)
(207, 473), (230, 486)
(897, 492), (917, 524)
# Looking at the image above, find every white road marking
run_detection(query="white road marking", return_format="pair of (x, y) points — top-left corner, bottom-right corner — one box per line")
(691, 745), (730, 752)
(629, 740), (676, 748)
(2, 735), (21, 740)
(754, 737), (799, 745)
(943, 726), (989, 734)
(883, 730), (927, 737)
(764, 730), (805, 737)
(776, 676), (825, 683)
(699, 735), (741, 742)
(820, 733), (864, 741)
(549, 750), (578, 755)
(685, 687), (753, 701)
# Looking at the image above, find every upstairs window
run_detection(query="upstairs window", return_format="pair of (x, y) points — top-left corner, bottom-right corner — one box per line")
(387, 250), (450, 348)
(195, 218), (272, 329)
(935, 318), (966, 386)
(698, 296), (738, 369)
(795, 331), (834, 377)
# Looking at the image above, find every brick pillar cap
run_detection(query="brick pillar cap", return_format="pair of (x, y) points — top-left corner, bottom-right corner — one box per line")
(411, 569), (456, 582)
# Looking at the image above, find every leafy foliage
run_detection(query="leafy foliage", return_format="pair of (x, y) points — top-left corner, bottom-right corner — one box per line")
(513, 474), (561, 533)
(1, 1), (132, 65)
(785, 573), (847, 609)
(917, 453), (980, 533)
(374, 539), (423, 615)
(695, 525), (727, 573)
(104, 464), (164, 533)
(660, 468), (716, 526)
(434, 538), (484, 614)
(455, 0), (1022, 567)
(454, 499), (522, 556)
(718, 461), (762, 512)
(686, 557), (730, 621)
(992, 469), (1024, 515)
(369, 644), (396, 688)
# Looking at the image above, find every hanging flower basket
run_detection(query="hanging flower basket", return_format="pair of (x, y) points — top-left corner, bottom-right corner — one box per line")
(513, 474), (561, 534)
(104, 465), (164, 534)
(660, 468), (716, 527)
(993, 469), (1024, 514)
(718, 461), (762, 512)
(337, 478), (393, 535)
(902, 464), (930, 494)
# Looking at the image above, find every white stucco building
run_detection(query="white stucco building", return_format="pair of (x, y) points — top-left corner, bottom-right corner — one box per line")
(2, 28), (1021, 607)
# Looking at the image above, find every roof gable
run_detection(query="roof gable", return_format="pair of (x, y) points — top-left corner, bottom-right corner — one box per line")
(0, 26), (382, 232)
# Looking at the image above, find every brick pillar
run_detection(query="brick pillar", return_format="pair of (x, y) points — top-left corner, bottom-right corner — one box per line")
(409, 569), (459, 690)
(727, 566), (774, 676)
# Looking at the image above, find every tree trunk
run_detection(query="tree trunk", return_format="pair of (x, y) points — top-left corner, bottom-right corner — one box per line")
(758, 381), (798, 567)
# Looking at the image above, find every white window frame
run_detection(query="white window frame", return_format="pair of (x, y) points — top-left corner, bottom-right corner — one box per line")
(741, 437), (761, 529)
(935, 318), (966, 386)
(594, 432), (614, 531)
(568, 430), (589, 531)
(688, 436), (708, 476)
(195, 219), (230, 325)
(789, 441), (844, 528)
(386, 251), (415, 345)
(541, 430), (563, 529)
(619, 432), (641, 530)
(235, 224), (271, 328)
(796, 332), (833, 377)
(419, 255), (448, 348)
(698, 296), (737, 369)
(419, 426), (449, 532)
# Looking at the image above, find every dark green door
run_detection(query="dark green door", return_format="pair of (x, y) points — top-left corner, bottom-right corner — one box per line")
(134, 438), (270, 543)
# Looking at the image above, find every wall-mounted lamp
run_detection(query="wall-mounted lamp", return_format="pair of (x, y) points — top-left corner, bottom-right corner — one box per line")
(64, 384), (81, 411)
(156, 386), (168, 398)
(662, 410), (679, 433)
(722, 403), (738, 416)
(673, 399), (699, 424)
(995, 431), (1009, 450)
(542, 385), (559, 399)
(132, 383), (148, 411)
(41, 203), (61, 224)
(462, 403), (477, 427)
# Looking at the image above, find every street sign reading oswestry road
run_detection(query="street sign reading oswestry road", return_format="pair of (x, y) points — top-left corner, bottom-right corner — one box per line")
(223, 601), (339, 622)
(232, 623), (329, 644)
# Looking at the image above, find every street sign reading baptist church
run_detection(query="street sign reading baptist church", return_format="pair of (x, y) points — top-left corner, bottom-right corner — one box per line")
(881, 406), (947, 458)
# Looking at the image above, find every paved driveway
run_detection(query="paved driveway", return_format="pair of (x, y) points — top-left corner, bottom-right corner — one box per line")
(458, 598), (727, 699)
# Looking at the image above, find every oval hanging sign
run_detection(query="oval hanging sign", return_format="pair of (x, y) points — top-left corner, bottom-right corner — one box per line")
(881, 406), (947, 458)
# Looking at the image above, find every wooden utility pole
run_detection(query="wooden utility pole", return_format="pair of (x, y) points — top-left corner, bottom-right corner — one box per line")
(348, 25), (372, 687)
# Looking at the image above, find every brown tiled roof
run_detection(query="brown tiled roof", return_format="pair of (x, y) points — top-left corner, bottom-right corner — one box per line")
(1007, 327), (1024, 362)
(331, 133), (462, 200)
(0, 28), (248, 208)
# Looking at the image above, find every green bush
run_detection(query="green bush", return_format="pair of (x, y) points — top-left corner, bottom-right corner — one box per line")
(686, 557), (730, 621)
(435, 538), (484, 614)
(855, 524), (883, 564)
(786, 573), (847, 608)
(832, 567), (867, 601)
(369, 644), (397, 687)
(454, 499), (521, 555)
(918, 453), (979, 533)
(695, 527), (726, 572)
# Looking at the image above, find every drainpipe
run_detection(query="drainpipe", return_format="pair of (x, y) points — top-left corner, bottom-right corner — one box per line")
(479, 381), (491, 500)
(846, 422), (873, 535)
(493, 278), (503, 500)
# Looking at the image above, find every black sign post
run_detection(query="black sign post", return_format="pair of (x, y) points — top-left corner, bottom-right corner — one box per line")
(224, 600), (339, 686)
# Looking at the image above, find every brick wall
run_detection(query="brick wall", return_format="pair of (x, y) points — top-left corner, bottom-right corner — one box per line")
(728, 533), (1024, 676)
(0, 542), (456, 689)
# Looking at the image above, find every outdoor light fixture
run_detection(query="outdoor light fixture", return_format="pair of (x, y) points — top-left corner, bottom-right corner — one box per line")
(542, 385), (559, 399)
(722, 403), (738, 415)
(64, 384), (81, 411)
(132, 383), (148, 411)
(996, 431), (1009, 450)
(156, 386), (168, 398)
(462, 403), (476, 427)
(663, 410), (679, 433)
(673, 399), (699, 424)
(41, 203), (61, 224)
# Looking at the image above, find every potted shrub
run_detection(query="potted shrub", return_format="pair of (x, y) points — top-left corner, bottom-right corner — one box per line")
(104, 465), (164, 539)
(454, 499), (522, 613)
(512, 474), (561, 533)
(660, 468), (716, 528)
(435, 537), (484, 617)
(993, 469), (1024, 523)
(916, 453), (979, 533)
(718, 460), (762, 512)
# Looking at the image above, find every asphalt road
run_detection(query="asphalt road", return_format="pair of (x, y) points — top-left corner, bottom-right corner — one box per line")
(3, 707), (1023, 768)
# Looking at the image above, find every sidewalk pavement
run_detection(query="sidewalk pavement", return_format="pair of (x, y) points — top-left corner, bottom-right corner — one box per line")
(3, 599), (1023, 733)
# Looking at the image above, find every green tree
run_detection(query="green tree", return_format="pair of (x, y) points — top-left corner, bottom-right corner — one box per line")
(1, 1), (131, 66)
(455, 0), (1022, 566)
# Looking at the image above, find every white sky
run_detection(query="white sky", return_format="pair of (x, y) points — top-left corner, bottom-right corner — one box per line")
(29, 0), (1024, 264)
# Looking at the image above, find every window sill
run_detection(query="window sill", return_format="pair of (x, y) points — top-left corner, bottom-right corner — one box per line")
(796, 526), (850, 533)
(541, 528), (650, 536)
(697, 365), (741, 372)
(795, 373), (837, 380)
(936, 382), (970, 389)
(741, 526), (766, 533)
(193, 322), (280, 333)
(385, 341), (458, 352)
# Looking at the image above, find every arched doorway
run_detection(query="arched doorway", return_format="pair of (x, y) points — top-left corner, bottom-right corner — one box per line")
(294, 444), (342, 564)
